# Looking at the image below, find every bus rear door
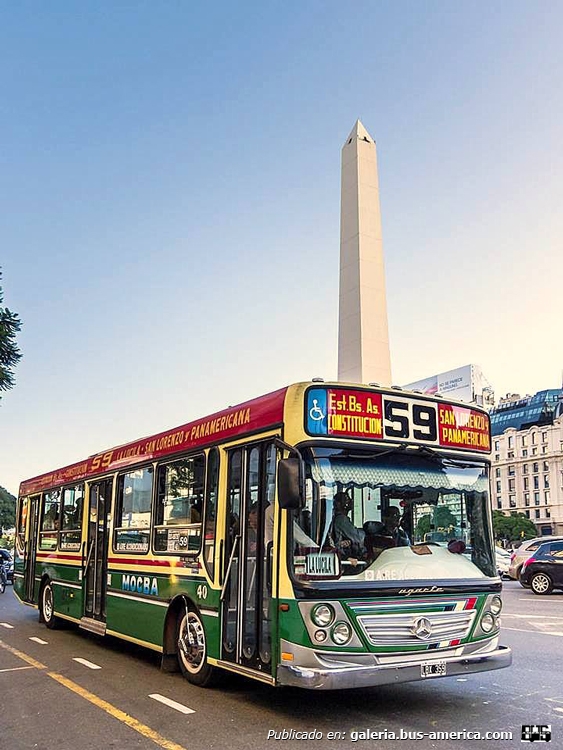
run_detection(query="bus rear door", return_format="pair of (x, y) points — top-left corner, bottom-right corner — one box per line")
(81, 478), (112, 634)
(22, 495), (40, 602)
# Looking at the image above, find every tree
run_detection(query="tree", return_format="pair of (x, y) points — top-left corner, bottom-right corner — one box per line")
(416, 505), (459, 540)
(0, 268), (22, 400)
(492, 510), (537, 542)
(0, 486), (16, 535)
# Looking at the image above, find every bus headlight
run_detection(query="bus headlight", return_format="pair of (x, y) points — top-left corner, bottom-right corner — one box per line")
(481, 613), (495, 633)
(314, 630), (327, 643)
(331, 621), (352, 645)
(311, 604), (335, 628)
(490, 596), (502, 616)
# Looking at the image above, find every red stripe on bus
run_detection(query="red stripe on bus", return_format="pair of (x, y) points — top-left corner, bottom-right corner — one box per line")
(107, 557), (174, 567)
(20, 386), (287, 495)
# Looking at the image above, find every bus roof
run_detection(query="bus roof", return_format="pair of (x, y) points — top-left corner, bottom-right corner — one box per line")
(19, 381), (490, 496)
(19, 385), (288, 496)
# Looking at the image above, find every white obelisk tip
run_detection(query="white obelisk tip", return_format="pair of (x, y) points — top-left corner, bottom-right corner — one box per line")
(343, 119), (374, 146)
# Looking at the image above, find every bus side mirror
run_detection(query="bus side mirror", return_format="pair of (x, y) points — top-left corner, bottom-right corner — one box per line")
(278, 457), (303, 510)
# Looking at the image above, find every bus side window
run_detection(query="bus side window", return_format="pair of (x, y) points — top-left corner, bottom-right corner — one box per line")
(154, 455), (205, 554)
(203, 448), (219, 577)
(40, 490), (61, 550)
(114, 467), (153, 554)
(60, 484), (84, 551)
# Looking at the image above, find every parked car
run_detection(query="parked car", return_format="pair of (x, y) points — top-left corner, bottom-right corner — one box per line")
(507, 536), (563, 582)
(495, 547), (512, 578)
(0, 548), (14, 584)
(519, 539), (563, 594)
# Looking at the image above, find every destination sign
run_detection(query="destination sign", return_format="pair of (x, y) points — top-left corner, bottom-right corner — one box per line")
(305, 387), (490, 453)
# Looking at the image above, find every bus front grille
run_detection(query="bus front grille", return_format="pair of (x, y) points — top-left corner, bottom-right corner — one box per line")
(357, 610), (476, 647)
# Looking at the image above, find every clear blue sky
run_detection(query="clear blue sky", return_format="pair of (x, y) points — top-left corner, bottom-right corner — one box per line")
(2, 2), (562, 495)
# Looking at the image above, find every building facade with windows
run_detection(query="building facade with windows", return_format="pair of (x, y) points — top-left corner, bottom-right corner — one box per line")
(490, 391), (563, 536)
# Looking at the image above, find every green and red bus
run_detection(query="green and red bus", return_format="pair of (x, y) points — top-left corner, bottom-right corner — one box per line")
(14, 381), (511, 689)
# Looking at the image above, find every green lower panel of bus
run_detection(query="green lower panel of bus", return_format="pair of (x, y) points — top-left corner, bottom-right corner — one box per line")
(105, 592), (167, 645)
(105, 572), (222, 653)
(18, 563), (222, 656)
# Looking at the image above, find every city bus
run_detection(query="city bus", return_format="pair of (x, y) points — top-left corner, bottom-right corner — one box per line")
(14, 381), (511, 689)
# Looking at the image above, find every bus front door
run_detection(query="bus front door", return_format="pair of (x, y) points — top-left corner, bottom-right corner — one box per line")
(221, 443), (276, 677)
(82, 479), (112, 633)
(23, 495), (40, 602)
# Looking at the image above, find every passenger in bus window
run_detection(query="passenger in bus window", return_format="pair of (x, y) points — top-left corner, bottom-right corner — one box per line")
(189, 498), (202, 524)
(248, 503), (259, 553)
(44, 504), (60, 531)
(265, 502), (274, 544)
(332, 492), (366, 561)
(365, 506), (410, 550)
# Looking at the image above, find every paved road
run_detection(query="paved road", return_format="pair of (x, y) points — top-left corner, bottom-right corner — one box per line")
(1, 581), (562, 750)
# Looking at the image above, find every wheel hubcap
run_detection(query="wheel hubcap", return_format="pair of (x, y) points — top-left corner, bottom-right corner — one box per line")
(179, 613), (205, 673)
(43, 587), (53, 620)
(533, 575), (549, 593)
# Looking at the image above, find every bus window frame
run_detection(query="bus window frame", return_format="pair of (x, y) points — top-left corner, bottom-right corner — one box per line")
(113, 463), (155, 556)
(202, 447), (220, 578)
(152, 452), (206, 557)
(39, 489), (62, 551)
(59, 483), (85, 552)
(16, 494), (30, 555)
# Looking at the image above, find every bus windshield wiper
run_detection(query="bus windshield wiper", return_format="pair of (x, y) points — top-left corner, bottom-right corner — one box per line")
(418, 446), (481, 469)
(329, 445), (409, 461)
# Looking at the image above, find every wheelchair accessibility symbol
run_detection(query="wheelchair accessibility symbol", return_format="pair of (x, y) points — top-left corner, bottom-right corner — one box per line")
(309, 399), (325, 421)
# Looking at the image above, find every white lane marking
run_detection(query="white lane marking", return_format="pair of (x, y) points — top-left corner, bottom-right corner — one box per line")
(456, 678), (468, 682)
(518, 598), (563, 602)
(149, 694), (195, 714)
(29, 637), (48, 645)
(545, 698), (563, 704)
(0, 666), (34, 673)
(0, 623), (14, 629)
(555, 708), (563, 714)
(503, 626), (563, 636)
(505, 613), (563, 620)
(73, 658), (102, 670)
(505, 613), (563, 619)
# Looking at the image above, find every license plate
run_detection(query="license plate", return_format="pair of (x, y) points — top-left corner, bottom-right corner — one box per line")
(421, 661), (446, 678)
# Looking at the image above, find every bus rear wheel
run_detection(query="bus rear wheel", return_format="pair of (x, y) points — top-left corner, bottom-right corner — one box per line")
(177, 608), (216, 687)
(40, 580), (61, 629)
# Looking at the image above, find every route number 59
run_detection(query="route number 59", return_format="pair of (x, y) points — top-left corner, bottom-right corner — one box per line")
(384, 399), (438, 441)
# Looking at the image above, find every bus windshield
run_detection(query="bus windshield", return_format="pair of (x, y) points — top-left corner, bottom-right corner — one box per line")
(291, 447), (496, 583)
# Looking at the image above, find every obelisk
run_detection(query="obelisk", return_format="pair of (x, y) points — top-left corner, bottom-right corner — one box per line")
(337, 120), (392, 385)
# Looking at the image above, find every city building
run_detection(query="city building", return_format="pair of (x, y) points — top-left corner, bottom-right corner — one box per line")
(490, 389), (562, 436)
(490, 389), (563, 536)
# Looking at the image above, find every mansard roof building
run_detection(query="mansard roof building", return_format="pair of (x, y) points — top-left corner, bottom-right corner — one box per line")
(490, 390), (563, 536)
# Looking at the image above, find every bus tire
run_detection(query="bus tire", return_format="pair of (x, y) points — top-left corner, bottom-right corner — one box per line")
(40, 580), (61, 629)
(176, 607), (217, 687)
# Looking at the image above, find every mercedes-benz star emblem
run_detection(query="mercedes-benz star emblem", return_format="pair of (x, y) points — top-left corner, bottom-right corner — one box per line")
(411, 616), (433, 640)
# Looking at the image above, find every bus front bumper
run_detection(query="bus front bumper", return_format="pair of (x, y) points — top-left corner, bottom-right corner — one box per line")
(276, 639), (512, 690)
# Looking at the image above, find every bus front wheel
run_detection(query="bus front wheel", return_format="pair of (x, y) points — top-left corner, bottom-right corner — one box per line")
(176, 608), (216, 687)
(40, 580), (60, 629)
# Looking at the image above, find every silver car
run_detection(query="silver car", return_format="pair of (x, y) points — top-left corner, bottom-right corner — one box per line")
(507, 536), (563, 582)
(496, 547), (512, 578)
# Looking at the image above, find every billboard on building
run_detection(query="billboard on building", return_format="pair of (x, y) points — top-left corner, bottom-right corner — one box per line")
(404, 364), (494, 407)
